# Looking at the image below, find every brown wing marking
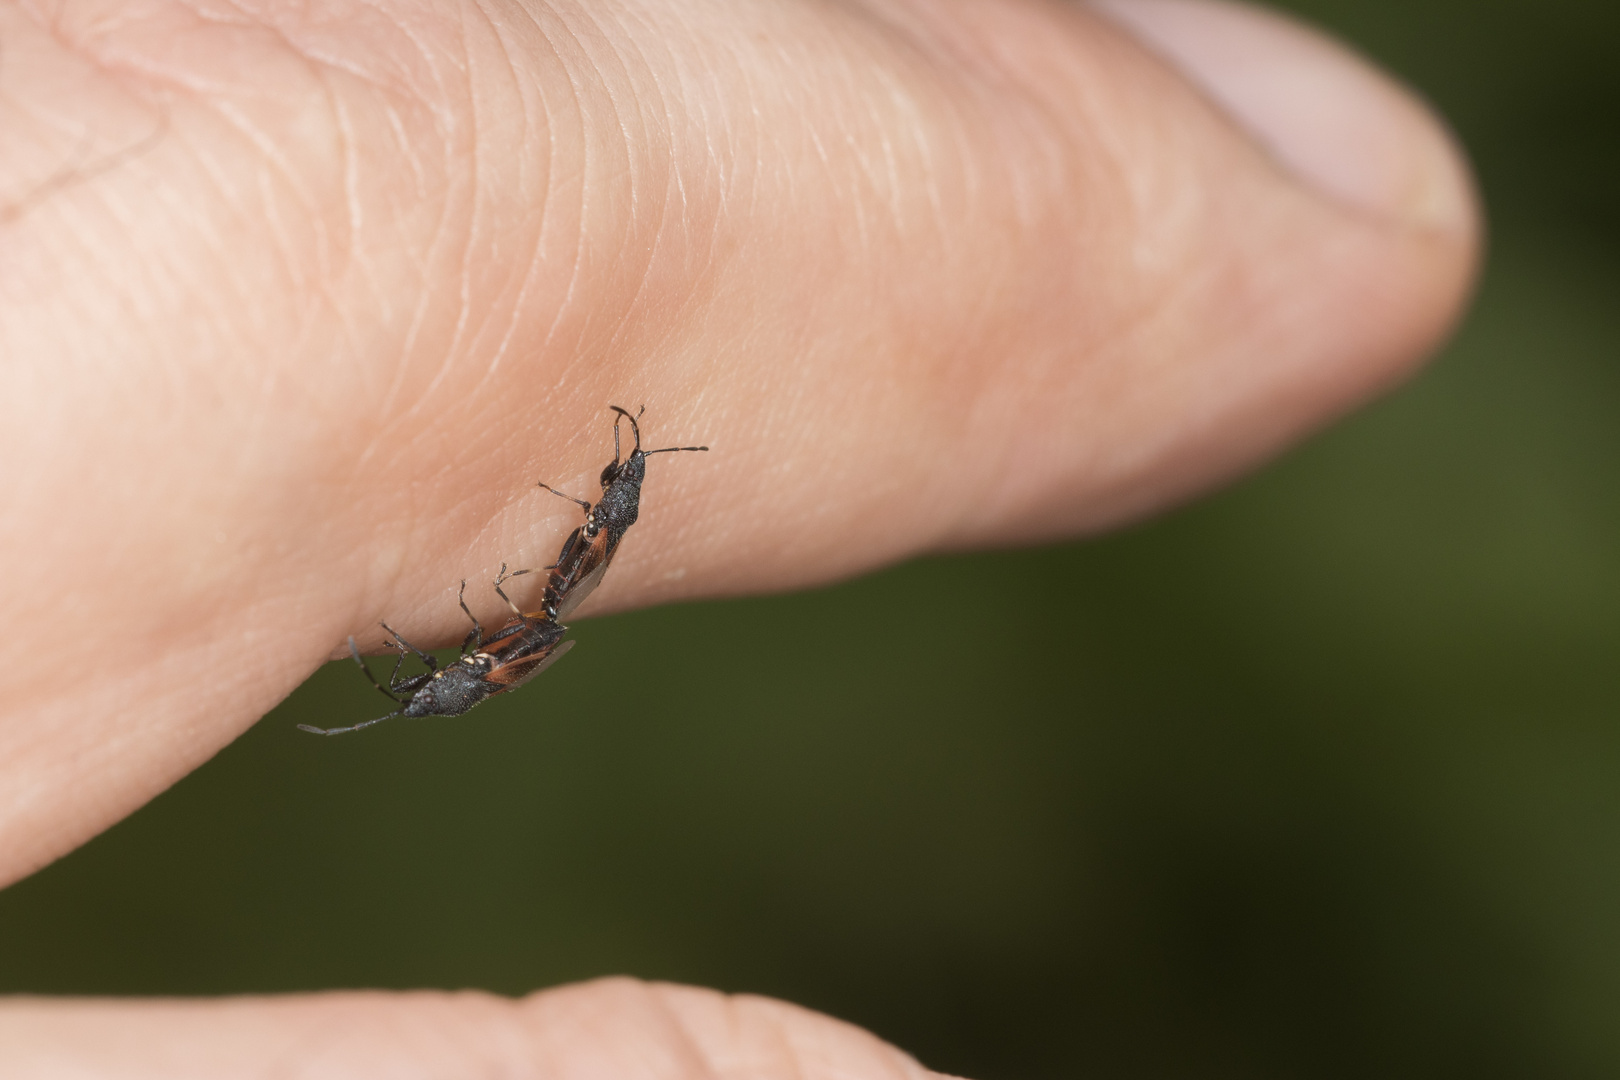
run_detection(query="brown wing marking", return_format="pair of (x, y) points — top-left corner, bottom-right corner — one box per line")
(549, 530), (610, 612)
(479, 618), (534, 654)
(554, 559), (609, 620)
(485, 639), (575, 690)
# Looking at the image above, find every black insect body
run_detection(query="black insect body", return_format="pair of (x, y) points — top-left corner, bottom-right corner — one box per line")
(507, 405), (707, 620)
(299, 580), (573, 736)
(301, 405), (700, 738)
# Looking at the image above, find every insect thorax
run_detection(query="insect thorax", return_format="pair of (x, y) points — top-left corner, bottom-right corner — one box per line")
(404, 662), (500, 717)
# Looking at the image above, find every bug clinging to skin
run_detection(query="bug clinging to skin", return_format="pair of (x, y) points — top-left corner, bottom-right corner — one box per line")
(298, 578), (573, 736)
(504, 405), (708, 620)
(300, 404), (704, 737)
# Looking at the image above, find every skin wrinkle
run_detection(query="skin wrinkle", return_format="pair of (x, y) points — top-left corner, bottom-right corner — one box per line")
(906, 72), (951, 251)
(247, 48), (397, 346)
(687, 991), (930, 1080)
(358, 15), (473, 424)
(485, 118), (563, 401)
(647, 985), (730, 1080)
(371, 221), (445, 432)
(755, 1005), (836, 1080)
(467, 4), (540, 383)
(688, 28), (740, 237)
(645, 13), (720, 246)
(255, 125), (324, 327)
(223, 5), (349, 281)
(480, 208), (546, 385)
(829, 57), (877, 261)
(594, 38), (679, 377)
(862, 50), (936, 262)
(57, 193), (193, 416)
(0, 32), (167, 307)
(834, 0), (968, 244)
(455, 6), (568, 393)
(262, 996), (439, 1077)
(0, 109), (168, 226)
(519, 7), (596, 403)
(902, 22), (1183, 524)
(753, 26), (827, 246)
(141, 159), (287, 435)
(178, 94), (319, 311)
(329, 74), (377, 326)
(786, 33), (845, 237)
(465, 24), (557, 392)
(870, 64), (915, 238)
(940, 23), (1097, 242)
(381, 96), (427, 199)
(568, 8), (663, 373)
(707, 998), (794, 1080)
(206, 161), (288, 345)
(748, 21), (967, 518)
(611, 9), (683, 265)
(744, 21), (795, 221)
(352, 15), (464, 320)
(395, 5), (481, 422)
(612, 984), (722, 1080)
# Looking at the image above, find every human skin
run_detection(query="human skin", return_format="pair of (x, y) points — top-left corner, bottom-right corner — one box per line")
(0, 0), (1475, 1074)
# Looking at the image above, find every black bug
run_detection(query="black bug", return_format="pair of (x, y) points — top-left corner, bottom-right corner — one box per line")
(299, 576), (573, 736)
(505, 405), (707, 620)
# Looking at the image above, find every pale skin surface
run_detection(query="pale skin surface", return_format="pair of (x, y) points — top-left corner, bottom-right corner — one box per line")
(0, 0), (1476, 1074)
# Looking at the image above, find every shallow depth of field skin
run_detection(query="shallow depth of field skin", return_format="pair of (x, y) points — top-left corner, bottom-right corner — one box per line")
(1, 1), (1617, 1077)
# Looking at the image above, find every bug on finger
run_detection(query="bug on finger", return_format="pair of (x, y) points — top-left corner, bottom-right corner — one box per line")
(299, 578), (573, 736)
(504, 405), (707, 619)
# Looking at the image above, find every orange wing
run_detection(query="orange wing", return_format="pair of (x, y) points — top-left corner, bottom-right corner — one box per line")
(485, 639), (575, 689)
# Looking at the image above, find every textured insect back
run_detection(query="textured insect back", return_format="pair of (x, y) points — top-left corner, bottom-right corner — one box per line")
(300, 578), (574, 736)
(505, 405), (707, 622)
(301, 405), (702, 737)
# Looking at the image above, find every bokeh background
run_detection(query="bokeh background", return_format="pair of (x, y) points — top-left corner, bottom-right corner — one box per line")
(3, 0), (1617, 1076)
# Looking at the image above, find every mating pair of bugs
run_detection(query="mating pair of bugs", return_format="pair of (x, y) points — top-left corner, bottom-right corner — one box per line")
(298, 406), (707, 737)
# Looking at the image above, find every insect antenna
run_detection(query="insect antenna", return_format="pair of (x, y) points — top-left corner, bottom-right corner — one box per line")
(298, 710), (403, 737)
(605, 403), (704, 457)
(608, 404), (645, 457)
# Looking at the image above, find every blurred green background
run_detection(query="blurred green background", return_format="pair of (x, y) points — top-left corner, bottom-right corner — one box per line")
(3, 1), (1617, 1076)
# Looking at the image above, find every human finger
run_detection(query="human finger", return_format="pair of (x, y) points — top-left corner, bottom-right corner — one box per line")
(0, 0), (1476, 885)
(0, 977), (948, 1080)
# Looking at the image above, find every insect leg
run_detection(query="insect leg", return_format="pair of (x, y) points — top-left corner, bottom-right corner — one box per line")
(503, 526), (578, 585)
(501, 487), (588, 590)
(298, 710), (403, 737)
(538, 481), (592, 514)
(349, 636), (403, 704)
(374, 637), (416, 694)
(493, 563), (527, 617)
(457, 579), (483, 654)
(380, 621), (438, 670)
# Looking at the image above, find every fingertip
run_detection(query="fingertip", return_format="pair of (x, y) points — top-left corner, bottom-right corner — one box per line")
(972, 0), (1483, 535)
(1090, 0), (1480, 239)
